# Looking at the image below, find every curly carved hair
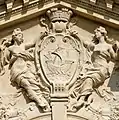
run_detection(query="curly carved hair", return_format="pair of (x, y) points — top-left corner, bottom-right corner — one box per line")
(12, 28), (23, 39)
(93, 26), (109, 44)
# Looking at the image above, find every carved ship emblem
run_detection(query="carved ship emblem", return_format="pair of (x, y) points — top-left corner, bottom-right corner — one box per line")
(38, 34), (80, 86)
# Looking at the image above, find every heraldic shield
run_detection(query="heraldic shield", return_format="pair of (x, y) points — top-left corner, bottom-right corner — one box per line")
(36, 33), (80, 88)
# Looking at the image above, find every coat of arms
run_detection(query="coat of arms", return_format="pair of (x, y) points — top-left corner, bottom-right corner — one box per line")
(0, 7), (118, 120)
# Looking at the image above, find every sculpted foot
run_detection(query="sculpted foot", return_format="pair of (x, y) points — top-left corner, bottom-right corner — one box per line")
(71, 100), (84, 112)
(43, 105), (51, 112)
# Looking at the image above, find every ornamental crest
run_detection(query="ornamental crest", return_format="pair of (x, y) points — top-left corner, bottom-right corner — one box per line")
(38, 34), (79, 84)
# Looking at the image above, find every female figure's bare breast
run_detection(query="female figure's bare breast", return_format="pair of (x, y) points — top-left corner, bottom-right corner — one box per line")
(92, 44), (111, 68)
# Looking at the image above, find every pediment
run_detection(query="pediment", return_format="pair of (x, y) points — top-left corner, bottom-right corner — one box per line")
(1, 1), (119, 120)
(0, 0), (119, 29)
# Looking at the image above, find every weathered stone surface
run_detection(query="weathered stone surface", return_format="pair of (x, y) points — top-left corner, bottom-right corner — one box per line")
(0, 4), (119, 120)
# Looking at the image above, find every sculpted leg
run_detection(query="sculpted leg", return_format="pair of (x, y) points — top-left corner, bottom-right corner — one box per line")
(19, 78), (50, 111)
(71, 78), (94, 112)
(79, 78), (93, 99)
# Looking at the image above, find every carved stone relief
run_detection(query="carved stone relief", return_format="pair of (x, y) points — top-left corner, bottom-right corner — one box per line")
(0, 7), (119, 120)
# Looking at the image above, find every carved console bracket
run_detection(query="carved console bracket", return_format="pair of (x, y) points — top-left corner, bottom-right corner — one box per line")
(23, 0), (29, 6)
(105, 0), (114, 9)
(89, 0), (97, 4)
(5, 0), (30, 12)
(51, 83), (68, 120)
(5, 0), (14, 12)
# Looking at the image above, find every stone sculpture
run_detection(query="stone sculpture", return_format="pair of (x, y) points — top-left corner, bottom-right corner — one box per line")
(0, 7), (119, 120)
(69, 26), (116, 111)
(0, 28), (50, 112)
(0, 38), (12, 75)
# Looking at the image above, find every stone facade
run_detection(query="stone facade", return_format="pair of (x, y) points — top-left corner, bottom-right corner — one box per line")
(0, 1), (119, 120)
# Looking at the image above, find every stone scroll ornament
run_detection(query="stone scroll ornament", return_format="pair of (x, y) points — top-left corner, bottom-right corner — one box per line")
(0, 7), (119, 120)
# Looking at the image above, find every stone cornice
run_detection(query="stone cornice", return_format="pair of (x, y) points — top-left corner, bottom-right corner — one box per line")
(0, 0), (119, 30)
(63, 0), (119, 20)
(60, 0), (119, 28)
(0, 0), (58, 29)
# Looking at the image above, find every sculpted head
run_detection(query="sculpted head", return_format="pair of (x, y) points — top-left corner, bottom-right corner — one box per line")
(1, 38), (12, 47)
(94, 26), (107, 40)
(12, 28), (24, 45)
(93, 26), (107, 43)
